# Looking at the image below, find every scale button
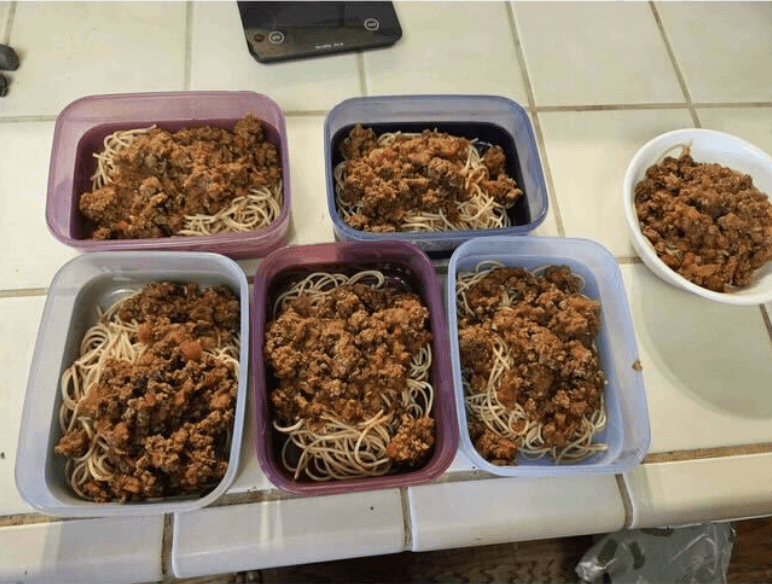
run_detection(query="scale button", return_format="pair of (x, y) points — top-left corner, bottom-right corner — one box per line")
(268, 31), (285, 44)
(363, 18), (380, 31)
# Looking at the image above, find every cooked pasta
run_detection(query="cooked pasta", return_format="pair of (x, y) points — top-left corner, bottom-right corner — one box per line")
(264, 270), (436, 481)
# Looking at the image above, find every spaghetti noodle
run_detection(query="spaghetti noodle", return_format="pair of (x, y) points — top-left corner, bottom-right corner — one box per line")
(79, 113), (283, 239)
(54, 282), (240, 503)
(264, 270), (436, 481)
(334, 125), (522, 233)
(456, 262), (607, 465)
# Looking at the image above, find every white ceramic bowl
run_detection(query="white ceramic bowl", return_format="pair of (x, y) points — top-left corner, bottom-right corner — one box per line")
(623, 128), (772, 305)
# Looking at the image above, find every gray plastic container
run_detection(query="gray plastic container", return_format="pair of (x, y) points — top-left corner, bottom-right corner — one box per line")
(15, 252), (250, 517)
(447, 236), (650, 476)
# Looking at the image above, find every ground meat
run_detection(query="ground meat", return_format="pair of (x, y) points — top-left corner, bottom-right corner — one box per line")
(264, 278), (435, 470)
(54, 283), (240, 503)
(458, 266), (605, 465)
(634, 149), (772, 292)
(337, 125), (522, 232)
(79, 113), (282, 239)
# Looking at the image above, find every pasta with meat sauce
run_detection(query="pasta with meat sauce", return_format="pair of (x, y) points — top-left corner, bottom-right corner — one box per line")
(79, 113), (282, 240)
(634, 148), (772, 292)
(54, 282), (240, 503)
(334, 125), (522, 233)
(456, 262), (607, 465)
(264, 270), (436, 481)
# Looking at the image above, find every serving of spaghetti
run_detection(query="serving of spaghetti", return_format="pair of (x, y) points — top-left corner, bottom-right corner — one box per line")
(79, 113), (282, 240)
(334, 125), (522, 233)
(456, 262), (607, 465)
(54, 282), (241, 503)
(263, 270), (436, 481)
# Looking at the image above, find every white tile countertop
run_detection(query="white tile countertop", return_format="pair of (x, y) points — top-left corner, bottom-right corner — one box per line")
(1, 1), (772, 582)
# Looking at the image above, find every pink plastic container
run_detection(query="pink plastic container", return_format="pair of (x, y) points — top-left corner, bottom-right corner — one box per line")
(46, 91), (291, 259)
(252, 241), (459, 495)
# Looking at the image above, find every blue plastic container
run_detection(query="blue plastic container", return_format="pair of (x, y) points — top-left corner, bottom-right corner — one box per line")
(447, 236), (650, 476)
(324, 95), (549, 256)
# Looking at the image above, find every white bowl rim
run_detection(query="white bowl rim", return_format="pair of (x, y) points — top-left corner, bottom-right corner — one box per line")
(622, 128), (772, 306)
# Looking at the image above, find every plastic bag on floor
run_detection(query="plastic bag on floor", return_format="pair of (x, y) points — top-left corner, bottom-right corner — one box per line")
(576, 522), (736, 584)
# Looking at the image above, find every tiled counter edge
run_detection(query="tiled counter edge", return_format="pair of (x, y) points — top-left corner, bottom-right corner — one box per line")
(624, 451), (772, 529)
(0, 515), (164, 584)
(170, 488), (406, 579)
(406, 472), (626, 553)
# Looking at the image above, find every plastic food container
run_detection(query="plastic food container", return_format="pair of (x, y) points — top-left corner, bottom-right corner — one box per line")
(46, 91), (291, 259)
(623, 128), (772, 305)
(252, 241), (459, 495)
(324, 95), (549, 256)
(447, 236), (650, 476)
(15, 252), (250, 517)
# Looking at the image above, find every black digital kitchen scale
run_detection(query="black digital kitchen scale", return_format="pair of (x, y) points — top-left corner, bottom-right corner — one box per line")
(238, 2), (402, 64)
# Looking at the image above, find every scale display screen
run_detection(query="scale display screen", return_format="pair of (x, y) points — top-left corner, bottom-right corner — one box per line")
(238, 2), (402, 63)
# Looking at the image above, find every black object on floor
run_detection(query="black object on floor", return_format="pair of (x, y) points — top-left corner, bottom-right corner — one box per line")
(0, 74), (8, 97)
(237, 2), (402, 64)
(0, 44), (19, 71)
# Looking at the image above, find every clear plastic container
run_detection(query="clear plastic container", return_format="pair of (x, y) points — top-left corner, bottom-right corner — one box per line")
(252, 241), (459, 495)
(15, 252), (250, 517)
(324, 95), (549, 257)
(447, 236), (650, 476)
(46, 91), (291, 259)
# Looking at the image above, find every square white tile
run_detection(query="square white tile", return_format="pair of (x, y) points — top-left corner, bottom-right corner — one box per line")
(620, 264), (772, 453)
(407, 475), (625, 552)
(0, 3), (9, 38)
(696, 107), (772, 154)
(0, 296), (46, 517)
(537, 109), (694, 256)
(513, 2), (684, 107)
(656, 2), (772, 104)
(624, 454), (772, 529)
(284, 115), (335, 246)
(0, 121), (80, 291)
(173, 490), (405, 578)
(190, 2), (361, 112)
(0, 517), (163, 584)
(1, 2), (186, 117)
(364, 2), (527, 102)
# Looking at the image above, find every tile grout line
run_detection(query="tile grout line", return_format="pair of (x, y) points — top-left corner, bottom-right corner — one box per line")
(0, 287), (48, 298)
(615, 475), (635, 529)
(644, 442), (772, 464)
(648, 1), (701, 128)
(161, 513), (173, 577)
(183, 2), (193, 91)
(400, 487), (413, 552)
(283, 110), (329, 118)
(357, 52), (368, 96)
(505, 1), (565, 238)
(0, 115), (58, 124)
(759, 305), (772, 346)
(2, 1), (16, 45)
(0, 513), (78, 527)
(535, 103), (690, 113)
(0, 104), (766, 126)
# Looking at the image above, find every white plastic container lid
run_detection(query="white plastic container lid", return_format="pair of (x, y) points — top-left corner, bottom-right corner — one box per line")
(15, 251), (250, 517)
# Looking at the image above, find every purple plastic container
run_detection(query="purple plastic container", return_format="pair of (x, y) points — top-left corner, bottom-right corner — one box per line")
(46, 91), (291, 259)
(252, 241), (458, 495)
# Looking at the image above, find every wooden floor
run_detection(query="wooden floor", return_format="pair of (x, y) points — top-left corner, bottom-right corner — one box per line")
(171, 517), (772, 583)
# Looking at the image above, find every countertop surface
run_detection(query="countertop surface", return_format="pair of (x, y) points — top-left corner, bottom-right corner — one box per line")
(1, 2), (772, 583)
